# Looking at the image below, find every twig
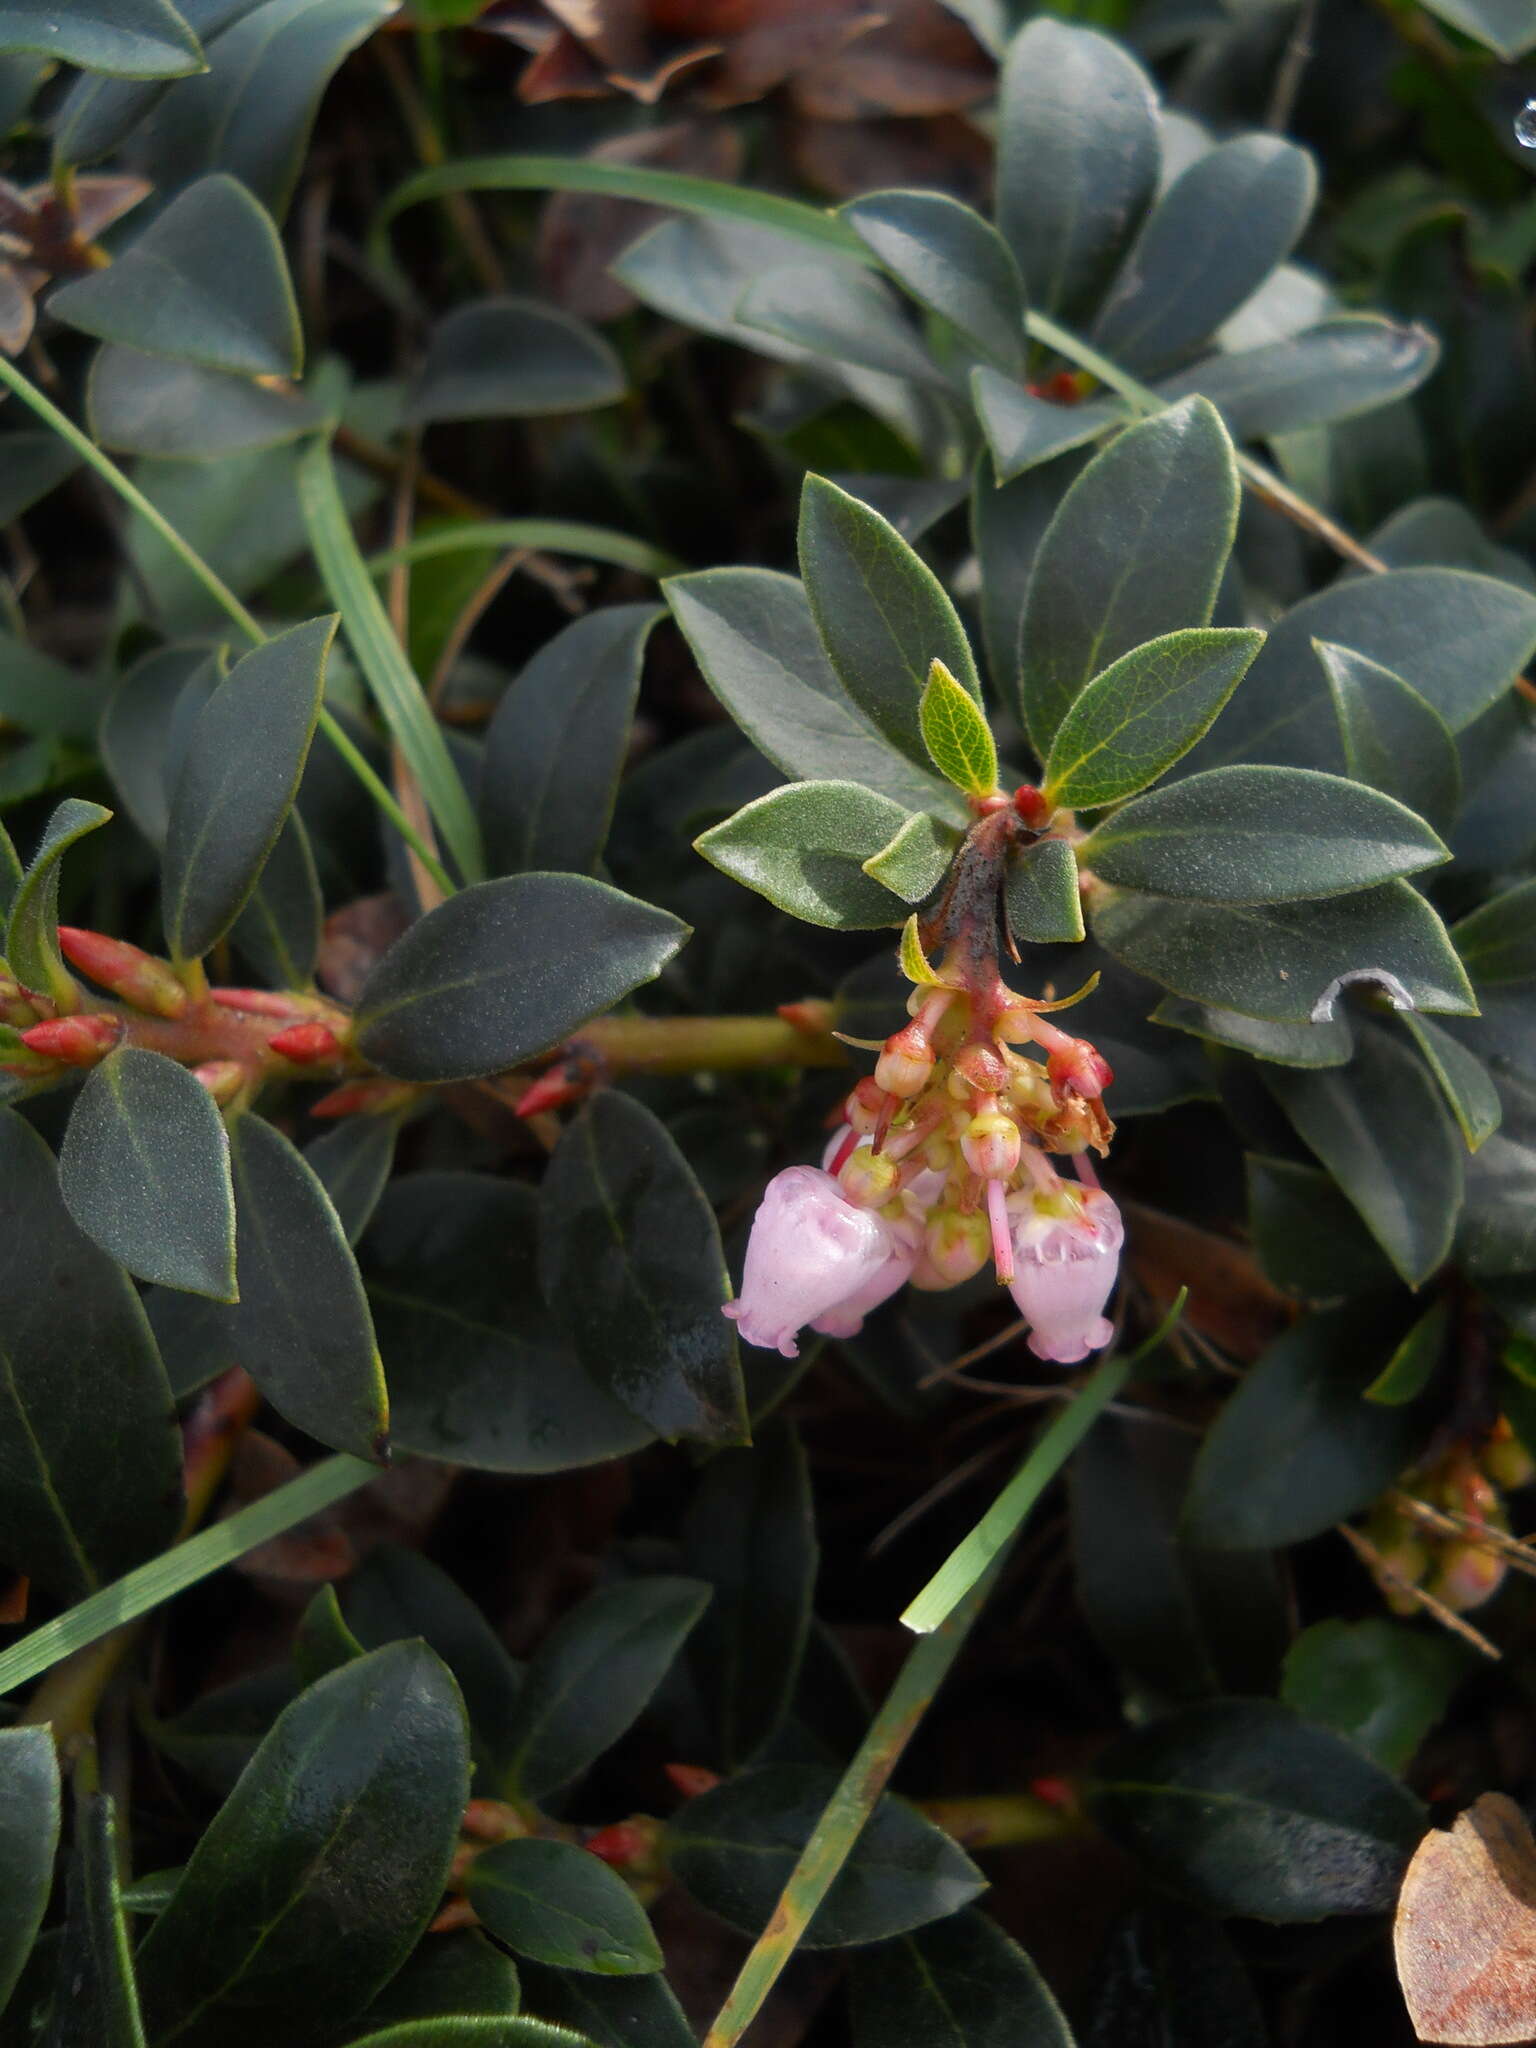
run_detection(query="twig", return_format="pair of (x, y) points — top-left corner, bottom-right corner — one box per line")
(1267, 0), (1318, 132)
(1337, 1522), (1500, 1659)
(1389, 1492), (1536, 1580)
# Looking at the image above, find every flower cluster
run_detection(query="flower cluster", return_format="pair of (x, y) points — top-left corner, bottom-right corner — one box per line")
(1361, 1421), (1535, 1616)
(725, 946), (1123, 1365)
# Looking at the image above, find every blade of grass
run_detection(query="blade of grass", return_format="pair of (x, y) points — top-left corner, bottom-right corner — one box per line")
(371, 156), (869, 275)
(298, 436), (486, 886)
(368, 518), (684, 581)
(901, 1291), (1187, 1635)
(0, 354), (455, 896)
(0, 1455), (376, 1703)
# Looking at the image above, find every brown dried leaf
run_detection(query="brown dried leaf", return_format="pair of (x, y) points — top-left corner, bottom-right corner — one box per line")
(786, 0), (990, 119)
(317, 893), (410, 1005)
(1396, 1792), (1536, 2045)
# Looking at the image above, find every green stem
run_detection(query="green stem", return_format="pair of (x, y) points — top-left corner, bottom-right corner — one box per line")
(0, 353), (456, 891)
(701, 1563), (1001, 2048)
(0, 1453), (375, 1703)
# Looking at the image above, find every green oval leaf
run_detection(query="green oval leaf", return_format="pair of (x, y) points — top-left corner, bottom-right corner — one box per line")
(694, 781), (911, 930)
(407, 297), (625, 424)
(1157, 317), (1438, 441)
(799, 474), (982, 773)
(682, 1418), (816, 1770)
(464, 1839), (662, 1976)
(0, 1107), (183, 1601)
(48, 1791), (145, 2048)
(230, 810), (322, 991)
(1245, 1155), (1397, 1301)
(88, 344), (322, 459)
(737, 264), (948, 390)
(1043, 628), (1264, 810)
(59, 1047), (237, 1301)
(1454, 877), (1536, 987)
(1020, 398), (1240, 754)
(161, 615), (334, 961)
(354, 875), (689, 1083)
(0, 0), (202, 77)
(348, 2022), (587, 2047)
(996, 17), (1158, 323)
(0, 1727), (59, 2019)
(1004, 837), (1084, 946)
(1314, 640), (1461, 836)
(1364, 1297), (1452, 1405)
(1183, 1303), (1425, 1549)
(665, 567), (962, 818)
(1092, 137), (1316, 376)
(303, 1115), (398, 1247)
(6, 797), (113, 1008)
(1091, 880), (1476, 1023)
(1280, 1618), (1466, 1774)
(361, 1174), (653, 1473)
(99, 643), (222, 847)
(1263, 1024), (1463, 1285)
(919, 659), (998, 797)
(50, 173), (301, 376)
(480, 604), (661, 879)
(861, 811), (958, 905)
(848, 1908), (1074, 2048)
(515, 1967), (693, 2048)
(1086, 1699), (1424, 1920)
(971, 369), (1123, 483)
(1401, 1012), (1502, 1152)
(1079, 765), (1449, 904)
(665, 1763), (984, 1948)
(135, 1642), (471, 2048)
(840, 188), (1027, 375)
(350, 1929), (521, 2032)
(293, 1583), (364, 1689)
(539, 1091), (746, 1446)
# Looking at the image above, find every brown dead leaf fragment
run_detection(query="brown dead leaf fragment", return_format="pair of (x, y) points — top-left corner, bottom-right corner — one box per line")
(1396, 1792), (1536, 2044)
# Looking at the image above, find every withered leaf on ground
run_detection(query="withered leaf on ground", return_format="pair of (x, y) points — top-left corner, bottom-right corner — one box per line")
(1395, 1793), (1536, 2045)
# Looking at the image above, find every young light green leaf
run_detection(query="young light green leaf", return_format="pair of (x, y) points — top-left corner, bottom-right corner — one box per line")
(665, 568), (962, 818)
(6, 797), (113, 1008)
(696, 780), (912, 929)
(1264, 1025), (1463, 1285)
(407, 297), (625, 423)
(45, 1790), (147, 2048)
(539, 1091), (746, 1446)
(995, 17), (1159, 323)
(861, 811), (958, 905)
(1401, 1013), (1502, 1152)
(59, 1047), (237, 1300)
(0, 0), (202, 77)
(1091, 880), (1477, 1023)
(799, 474), (982, 772)
(0, 1108), (183, 1601)
(354, 875), (689, 1082)
(136, 1644), (471, 2048)
(480, 604), (661, 878)
(1020, 398), (1240, 754)
(0, 1728), (59, 2019)
(918, 658), (998, 797)
(1079, 765), (1449, 904)
(50, 174), (301, 376)
(160, 616), (333, 961)
(1364, 1297), (1451, 1405)
(501, 1577), (709, 1800)
(1092, 137), (1316, 376)
(465, 1839), (662, 1976)
(1043, 627), (1263, 809)
(1004, 836), (1085, 946)
(1314, 641), (1461, 835)
(840, 188), (1027, 374)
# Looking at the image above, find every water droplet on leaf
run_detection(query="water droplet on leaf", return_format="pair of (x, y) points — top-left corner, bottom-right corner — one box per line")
(1516, 99), (1536, 148)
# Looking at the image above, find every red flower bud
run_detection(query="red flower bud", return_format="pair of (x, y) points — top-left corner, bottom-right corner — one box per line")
(1013, 785), (1054, 830)
(310, 1077), (417, 1119)
(513, 1065), (589, 1118)
(267, 1022), (342, 1064)
(19, 1013), (121, 1065)
(664, 1763), (721, 1800)
(192, 1060), (246, 1106)
(57, 927), (189, 1019)
(584, 1821), (652, 1868)
(211, 987), (308, 1018)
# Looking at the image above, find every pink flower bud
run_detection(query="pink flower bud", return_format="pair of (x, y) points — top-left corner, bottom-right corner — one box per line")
(960, 1108), (1021, 1181)
(1008, 1187), (1124, 1365)
(924, 1206), (991, 1285)
(722, 1165), (906, 1358)
(875, 1022), (934, 1099)
(838, 1144), (901, 1208)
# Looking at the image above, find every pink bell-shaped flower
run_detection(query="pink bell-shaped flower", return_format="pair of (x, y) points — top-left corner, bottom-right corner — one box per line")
(811, 1246), (917, 1339)
(1008, 1187), (1124, 1365)
(723, 1165), (905, 1358)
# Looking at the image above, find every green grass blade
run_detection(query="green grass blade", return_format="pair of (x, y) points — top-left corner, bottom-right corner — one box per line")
(371, 157), (869, 274)
(0, 1455), (375, 1701)
(297, 436), (486, 886)
(368, 519), (684, 582)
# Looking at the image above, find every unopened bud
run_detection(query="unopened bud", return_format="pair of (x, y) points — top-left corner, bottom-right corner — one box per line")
(665, 1763), (721, 1800)
(961, 1108), (1021, 1181)
(211, 986), (311, 1018)
(19, 1013), (120, 1066)
(584, 1816), (661, 1872)
(1013, 785), (1054, 830)
(192, 1060), (246, 1106)
(1047, 1039), (1114, 1102)
(1430, 1543), (1505, 1613)
(875, 1022), (934, 1099)
(1485, 1420), (1535, 1492)
(310, 1077), (418, 1119)
(267, 1021), (343, 1065)
(846, 1075), (888, 1134)
(924, 1207), (991, 1285)
(57, 927), (189, 1019)
(462, 1799), (525, 1844)
(840, 1144), (901, 1208)
(952, 1042), (1008, 1094)
(0, 975), (41, 1029)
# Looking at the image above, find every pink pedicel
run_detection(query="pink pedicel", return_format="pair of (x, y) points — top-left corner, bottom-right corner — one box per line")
(722, 1165), (909, 1359)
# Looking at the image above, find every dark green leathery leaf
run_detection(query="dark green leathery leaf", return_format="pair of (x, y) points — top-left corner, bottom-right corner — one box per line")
(0, 1728), (59, 2020)
(464, 1839), (662, 1976)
